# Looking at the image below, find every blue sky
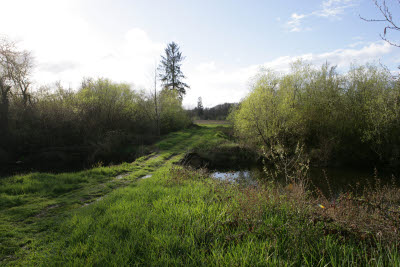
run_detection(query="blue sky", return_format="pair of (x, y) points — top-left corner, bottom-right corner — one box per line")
(1, 0), (400, 107)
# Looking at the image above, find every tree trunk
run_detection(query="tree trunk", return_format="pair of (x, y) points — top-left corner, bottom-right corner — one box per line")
(0, 83), (10, 140)
(154, 64), (161, 136)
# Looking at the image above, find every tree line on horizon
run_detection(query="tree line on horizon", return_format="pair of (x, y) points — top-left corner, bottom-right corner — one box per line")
(187, 99), (236, 121)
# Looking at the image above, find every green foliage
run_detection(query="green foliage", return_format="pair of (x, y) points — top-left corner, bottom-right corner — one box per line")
(158, 89), (191, 134)
(77, 78), (143, 136)
(231, 61), (400, 169)
(1, 77), (190, 172)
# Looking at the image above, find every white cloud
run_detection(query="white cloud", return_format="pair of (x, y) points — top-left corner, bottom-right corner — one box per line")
(196, 61), (217, 72)
(286, 13), (308, 32)
(263, 41), (392, 71)
(184, 64), (258, 108)
(184, 41), (393, 108)
(285, 0), (358, 32)
(316, 0), (356, 18)
(347, 41), (365, 48)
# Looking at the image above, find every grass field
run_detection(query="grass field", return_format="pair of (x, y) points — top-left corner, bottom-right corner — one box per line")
(1, 124), (399, 266)
(194, 120), (232, 126)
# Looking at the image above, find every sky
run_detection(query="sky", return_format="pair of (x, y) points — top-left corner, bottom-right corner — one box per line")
(1, 0), (400, 108)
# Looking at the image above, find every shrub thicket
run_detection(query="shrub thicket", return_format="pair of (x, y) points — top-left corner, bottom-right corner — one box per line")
(231, 61), (400, 170)
(1, 78), (190, 172)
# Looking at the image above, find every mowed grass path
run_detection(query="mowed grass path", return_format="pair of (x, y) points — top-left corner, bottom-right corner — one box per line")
(194, 120), (232, 126)
(1, 124), (399, 266)
(0, 125), (229, 265)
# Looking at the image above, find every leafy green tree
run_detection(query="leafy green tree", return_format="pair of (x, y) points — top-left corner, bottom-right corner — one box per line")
(158, 89), (191, 133)
(158, 42), (189, 98)
(77, 78), (139, 136)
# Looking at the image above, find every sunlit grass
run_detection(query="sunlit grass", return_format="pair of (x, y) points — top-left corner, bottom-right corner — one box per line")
(17, 166), (400, 266)
(0, 125), (229, 265)
(193, 120), (232, 126)
(1, 124), (399, 266)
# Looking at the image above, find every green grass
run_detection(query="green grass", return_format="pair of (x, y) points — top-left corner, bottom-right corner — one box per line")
(194, 120), (232, 126)
(1, 124), (399, 266)
(0, 125), (229, 265)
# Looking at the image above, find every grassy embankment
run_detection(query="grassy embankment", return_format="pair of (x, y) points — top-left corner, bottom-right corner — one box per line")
(1, 123), (399, 266)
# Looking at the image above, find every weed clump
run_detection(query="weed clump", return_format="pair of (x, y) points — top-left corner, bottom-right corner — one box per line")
(166, 166), (208, 185)
(313, 173), (400, 246)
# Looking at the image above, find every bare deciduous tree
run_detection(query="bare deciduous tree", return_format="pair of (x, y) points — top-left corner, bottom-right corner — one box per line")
(0, 37), (16, 138)
(0, 36), (34, 138)
(0, 75), (11, 138)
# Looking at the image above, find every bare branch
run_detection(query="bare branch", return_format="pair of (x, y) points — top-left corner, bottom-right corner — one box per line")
(361, 0), (400, 47)
(0, 36), (34, 106)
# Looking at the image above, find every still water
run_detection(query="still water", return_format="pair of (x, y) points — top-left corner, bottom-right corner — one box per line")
(211, 166), (396, 198)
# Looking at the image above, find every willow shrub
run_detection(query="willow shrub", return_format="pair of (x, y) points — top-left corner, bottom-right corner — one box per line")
(3, 78), (191, 168)
(231, 62), (400, 169)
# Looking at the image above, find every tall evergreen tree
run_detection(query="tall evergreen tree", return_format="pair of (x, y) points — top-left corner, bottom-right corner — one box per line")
(197, 96), (204, 117)
(158, 42), (189, 98)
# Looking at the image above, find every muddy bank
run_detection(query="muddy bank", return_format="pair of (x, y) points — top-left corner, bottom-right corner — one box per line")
(180, 144), (260, 169)
(180, 145), (399, 198)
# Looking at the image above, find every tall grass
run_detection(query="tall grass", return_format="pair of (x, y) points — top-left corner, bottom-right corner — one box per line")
(0, 125), (230, 265)
(1, 125), (399, 266)
(14, 166), (399, 266)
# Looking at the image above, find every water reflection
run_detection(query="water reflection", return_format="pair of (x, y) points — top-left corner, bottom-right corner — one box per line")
(211, 166), (397, 198)
(211, 169), (261, 187)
